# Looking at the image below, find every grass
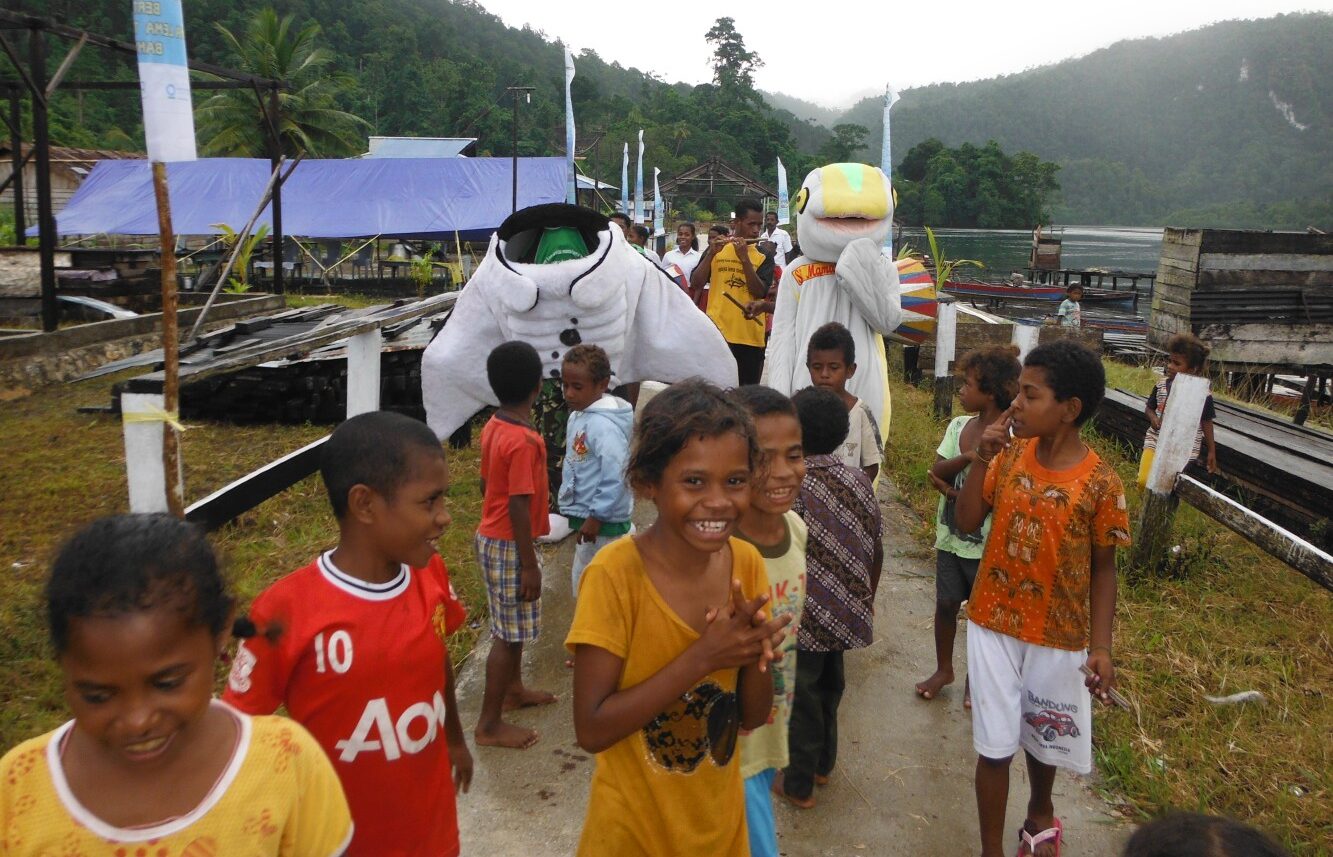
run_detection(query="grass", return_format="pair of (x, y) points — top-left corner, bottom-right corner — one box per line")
(0, 366), (488, 751)
(882, 363), (1332, 855)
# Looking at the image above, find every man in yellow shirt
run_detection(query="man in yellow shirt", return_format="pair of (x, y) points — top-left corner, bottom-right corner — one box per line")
(689, 198), (775, 385)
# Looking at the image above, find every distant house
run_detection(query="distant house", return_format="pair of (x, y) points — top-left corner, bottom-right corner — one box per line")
(0, 143), (144, 222)
(360, 136), (479, 158)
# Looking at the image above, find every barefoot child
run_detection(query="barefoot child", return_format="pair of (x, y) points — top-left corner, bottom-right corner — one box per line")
(224, 411), (472, 856)
(567, 379), (791, 856)
(2, 514), (352, 854)
(559, 344), (634, 597)
(731, 386), (808, 857)
(955, 340), (1131, 857)
(777, 385), (883, 810)
(1137, 332), (1218, 488)
(806, 321), (883, 483)
(1056, 285), (1082, 328)
(475, 340), (557, 748)
(916, 346), (1021, 706)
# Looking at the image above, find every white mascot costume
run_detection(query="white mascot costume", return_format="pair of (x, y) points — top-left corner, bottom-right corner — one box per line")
(422, 204), (737, 441)
(764, 163), (902, 445)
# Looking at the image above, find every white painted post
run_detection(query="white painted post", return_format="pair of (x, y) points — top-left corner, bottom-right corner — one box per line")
(1145, 373), (1209, 494)
(933, 296), (958, 418)
(1133, 373), (1210, 572)
(1011, 321), (1040, 362)
(346, 329), (382, 417)
(122, 392), (172, 513)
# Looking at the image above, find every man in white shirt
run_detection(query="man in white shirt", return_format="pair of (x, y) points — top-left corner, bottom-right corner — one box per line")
(760, 210), (793, 263)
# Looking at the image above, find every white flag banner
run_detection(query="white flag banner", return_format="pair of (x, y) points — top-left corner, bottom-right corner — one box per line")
(564, 47), (577, 204)
(881, 83), (900, 179)
(776, 158), (789, 225)
(633, 130), (645, 224)
(133, 0), (197, 162)
(652, 167), (664, 237)
(620, 144), (629, 216)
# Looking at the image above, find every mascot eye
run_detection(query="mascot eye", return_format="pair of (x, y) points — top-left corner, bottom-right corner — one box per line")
(793, 187), (809, 214)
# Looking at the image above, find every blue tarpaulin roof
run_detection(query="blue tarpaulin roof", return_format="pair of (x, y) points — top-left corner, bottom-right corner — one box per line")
(42, 157), (567, 240)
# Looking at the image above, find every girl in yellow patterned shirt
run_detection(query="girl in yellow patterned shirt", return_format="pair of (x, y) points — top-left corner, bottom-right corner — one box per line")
(0, 514), (352, 856)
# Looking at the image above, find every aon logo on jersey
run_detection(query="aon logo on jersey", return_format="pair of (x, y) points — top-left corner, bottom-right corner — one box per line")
(335, 692), (449, 762)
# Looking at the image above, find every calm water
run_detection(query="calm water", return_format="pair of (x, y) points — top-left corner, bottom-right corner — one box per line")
(896, 226), (1165, 323)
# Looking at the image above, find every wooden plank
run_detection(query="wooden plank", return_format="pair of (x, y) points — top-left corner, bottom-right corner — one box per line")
(1176, 474), (1333, 592)
(1197, 230), (1333, 256)
(185, 435), (327, 531)
(1152, 281), (1194, 304)
(1157, 242), (1201, 266)
(1156, 256), (1199, 277)
(1162, 228), (1203, 249)
(1199, 253), (1333, 273)
(1198, 269), (1333, 288)
(125, 292), (458, 392)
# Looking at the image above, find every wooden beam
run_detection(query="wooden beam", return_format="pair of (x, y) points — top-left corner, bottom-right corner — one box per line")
(185, 435), (328, 531)
(124, 292), (458, 392)
(1176, 474), (1333, 592)
(44, 32), (85, 98)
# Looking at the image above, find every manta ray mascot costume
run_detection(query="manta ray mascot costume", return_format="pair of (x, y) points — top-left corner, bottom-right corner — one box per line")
(422, 204), (737, 441)
(765, 163), (904, 444)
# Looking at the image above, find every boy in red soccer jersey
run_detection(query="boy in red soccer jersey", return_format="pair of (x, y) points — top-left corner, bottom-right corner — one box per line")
(224, 410), (472, 857)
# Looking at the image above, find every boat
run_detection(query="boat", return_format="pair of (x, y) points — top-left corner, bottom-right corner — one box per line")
(943, 279), (1136, 305)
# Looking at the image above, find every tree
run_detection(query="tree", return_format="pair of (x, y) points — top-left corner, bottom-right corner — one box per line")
(818, 123), (869, 163)
(705, 18), (762, 97)
(195, 8), (368, 157)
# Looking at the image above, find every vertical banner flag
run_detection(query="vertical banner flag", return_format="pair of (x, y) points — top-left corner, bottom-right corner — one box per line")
(776, 158), (790, 225)
(633, 130), (645, 224)
(652, 168), (664, 237)
(564, 47), (577, 205)
(133, 0), (197, 162)
(620, 144), (630, 216)
(880, 83), (900, 180)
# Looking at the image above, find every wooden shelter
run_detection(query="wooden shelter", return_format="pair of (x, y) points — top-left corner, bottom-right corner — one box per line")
(0, 143), (142, 221)
(657, 157), (776, 205)
(1150, 228), (1333, 371)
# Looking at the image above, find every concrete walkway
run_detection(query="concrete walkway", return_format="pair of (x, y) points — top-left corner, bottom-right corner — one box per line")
(454, 480), (1129, 855)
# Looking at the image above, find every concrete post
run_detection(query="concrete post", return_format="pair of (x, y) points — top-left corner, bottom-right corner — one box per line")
(1131, 373), (1210, 573)
(933, 296), (957, 419)
(346, 329), (382, 417)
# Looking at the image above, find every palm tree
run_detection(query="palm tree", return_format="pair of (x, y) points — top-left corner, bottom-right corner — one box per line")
(195, 9), (368, 158)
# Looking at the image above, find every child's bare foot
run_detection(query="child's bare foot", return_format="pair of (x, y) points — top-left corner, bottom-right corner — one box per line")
(474, 722), (539, 749)
(814, 773), (830, 786)
(502, 687), (557, 711)
(915, 669), (954, 700)
(564, 658), (574, 669)
(964, 676), (972, 711)
(771, 771), (817, 809)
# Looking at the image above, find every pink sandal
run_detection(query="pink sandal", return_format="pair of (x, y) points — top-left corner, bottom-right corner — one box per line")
(1017, 817), (1062, 857)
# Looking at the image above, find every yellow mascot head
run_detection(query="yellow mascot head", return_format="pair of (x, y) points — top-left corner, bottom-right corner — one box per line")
(792, 163), (894, 263)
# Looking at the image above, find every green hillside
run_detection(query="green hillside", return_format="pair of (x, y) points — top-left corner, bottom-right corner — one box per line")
(19, 0), (827, 199)
(836, 14), (1332, 228)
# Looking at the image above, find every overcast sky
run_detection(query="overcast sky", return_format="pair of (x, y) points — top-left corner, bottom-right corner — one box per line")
(487, 1), (1332, 108)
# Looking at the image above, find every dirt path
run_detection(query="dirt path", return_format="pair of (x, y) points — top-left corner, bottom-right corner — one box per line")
(454, 479), (1129, 855)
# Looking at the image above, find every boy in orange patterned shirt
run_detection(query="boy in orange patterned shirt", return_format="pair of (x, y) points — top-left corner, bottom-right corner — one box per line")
(955, 340), (1131, 857)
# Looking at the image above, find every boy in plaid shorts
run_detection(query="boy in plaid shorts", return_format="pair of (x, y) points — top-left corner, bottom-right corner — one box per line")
(475, 340), (556, 749)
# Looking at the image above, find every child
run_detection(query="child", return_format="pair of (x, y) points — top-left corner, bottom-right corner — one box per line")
(806, 321), (883, 483)
(731, 385), (808, 857)
(777, 385), (883, 809)
(566, 379), (790, 856)
(224, 411), (471, 856)
(475, 340), (556, 749)
(1056, 284), (1083, 328)
(1123, 812), (1290, 857)
(559, 344), (635, 597)
(955, 340), (1131, 857)
(1138, 333), (1218, 487)
(916, 345), (1021, 705)
(1, 514), (352, 854)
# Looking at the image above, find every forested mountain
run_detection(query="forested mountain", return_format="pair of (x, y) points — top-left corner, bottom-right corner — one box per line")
(18, 0), (828, 208)
(760, 91), (844, 128)
(13, 2), (1329, 227)
(834, 14), (1331, 228)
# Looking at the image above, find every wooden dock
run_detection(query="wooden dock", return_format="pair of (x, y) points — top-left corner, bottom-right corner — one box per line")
(1092, 388), (1332, 552)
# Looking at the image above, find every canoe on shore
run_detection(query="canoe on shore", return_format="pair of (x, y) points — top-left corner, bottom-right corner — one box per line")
(944, 280), (1136, 304)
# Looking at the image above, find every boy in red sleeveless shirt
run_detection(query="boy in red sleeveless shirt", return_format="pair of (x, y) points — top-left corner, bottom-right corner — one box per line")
(224, 411), (472, 857)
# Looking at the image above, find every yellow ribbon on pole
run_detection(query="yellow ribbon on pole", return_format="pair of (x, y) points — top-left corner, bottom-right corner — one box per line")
(122, 404), (188, 434)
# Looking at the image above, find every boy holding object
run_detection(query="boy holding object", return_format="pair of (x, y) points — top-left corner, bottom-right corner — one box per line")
(1137, 332), (1218, 487)
(955, 340), (1131, 857)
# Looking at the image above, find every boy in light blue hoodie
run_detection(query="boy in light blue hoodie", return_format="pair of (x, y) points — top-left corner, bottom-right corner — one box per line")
(558, 344), (635, 596)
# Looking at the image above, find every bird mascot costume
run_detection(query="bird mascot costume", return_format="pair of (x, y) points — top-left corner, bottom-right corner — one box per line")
(764, 163), (903, 446)
(422, 203), (737, 442)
